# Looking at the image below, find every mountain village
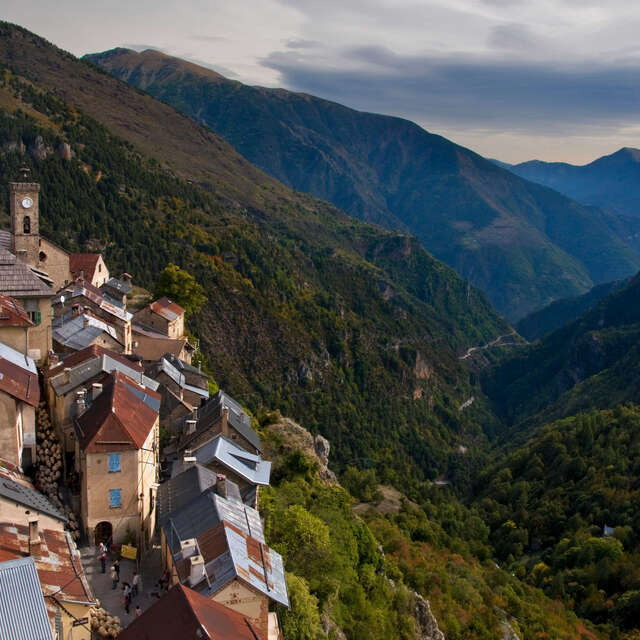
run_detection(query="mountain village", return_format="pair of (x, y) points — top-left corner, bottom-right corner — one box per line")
(0, 175), (289, 640)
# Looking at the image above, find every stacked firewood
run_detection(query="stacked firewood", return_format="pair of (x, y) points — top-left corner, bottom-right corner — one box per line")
(34, 404), (80, 540)
(89, 602), (122, 638)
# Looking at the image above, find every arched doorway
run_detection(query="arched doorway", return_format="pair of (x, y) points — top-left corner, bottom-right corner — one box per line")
(94, 521), (112, 546)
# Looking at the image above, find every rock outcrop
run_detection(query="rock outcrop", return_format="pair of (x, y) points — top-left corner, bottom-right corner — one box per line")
(413, 592), (446, 640)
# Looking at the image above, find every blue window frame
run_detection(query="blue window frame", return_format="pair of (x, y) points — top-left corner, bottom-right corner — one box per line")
(108, 453), (121, 473)
(109, 489), (122, 508)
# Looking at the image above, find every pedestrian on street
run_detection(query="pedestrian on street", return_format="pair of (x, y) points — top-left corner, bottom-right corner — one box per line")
(110, 565), (119, 590)
(122, 584), (131, 614)
(99, 551), (107, 573)
(98, 541), (106, 555)
(135, 605), (142, 617)
(114, 559), (120, 579)
(132, 571), (140, 597)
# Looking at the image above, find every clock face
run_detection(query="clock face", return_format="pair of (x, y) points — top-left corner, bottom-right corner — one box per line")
(21, 197), (33, 209)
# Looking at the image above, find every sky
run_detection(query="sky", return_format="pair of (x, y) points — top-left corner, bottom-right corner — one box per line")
(4, 0), (640, 163)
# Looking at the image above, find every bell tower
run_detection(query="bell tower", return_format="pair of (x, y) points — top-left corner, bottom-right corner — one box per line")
(9, 169), (40, 266)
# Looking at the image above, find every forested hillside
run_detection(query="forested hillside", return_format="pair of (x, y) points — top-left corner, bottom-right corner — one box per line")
(85, 47), (640, 321)
(475, 406), (640, 632)
(0, 26), (510, 489)
(515, 279), (628, 342)
(483, 272), (640, 431)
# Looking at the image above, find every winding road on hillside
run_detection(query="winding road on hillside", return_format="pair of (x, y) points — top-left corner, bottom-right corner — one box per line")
(459, 330), (519, 360)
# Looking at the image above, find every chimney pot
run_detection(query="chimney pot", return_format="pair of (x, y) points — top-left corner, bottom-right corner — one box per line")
(63, 367), (72, 383)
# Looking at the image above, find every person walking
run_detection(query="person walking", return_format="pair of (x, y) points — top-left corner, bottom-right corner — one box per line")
(135, 605), (142, 618)
(122, 584), (131, 615)
(110, 565), (119, 590)
(99, 551), (107, 573)
(113, 559), (120, 581)
(132, 571), (140, 597)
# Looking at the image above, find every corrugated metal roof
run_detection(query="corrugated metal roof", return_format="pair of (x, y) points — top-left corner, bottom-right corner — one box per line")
(0, 556), (53, 640)
(0, 343), (39, 407)
(202, 522), (289, 607)
(0, 293), (32, 327)
(148, 297), (184, 322)
(53, 313), (121, 350)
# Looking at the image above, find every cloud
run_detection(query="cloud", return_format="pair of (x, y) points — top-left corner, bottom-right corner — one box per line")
(263, 45), (640, 136)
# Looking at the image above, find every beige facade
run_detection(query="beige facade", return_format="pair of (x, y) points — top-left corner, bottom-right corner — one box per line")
(0, 325), (29, 354)
(38, 238), (72, 291)
(78, 421), (158, 547)
(16, 296), (52, 364)
(134, 304), (184, 339)
(213, 580), (269, 636)
(0, 391), (36, 470)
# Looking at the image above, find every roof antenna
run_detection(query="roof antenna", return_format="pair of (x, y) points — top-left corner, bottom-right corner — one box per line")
(19, 166), (30, 181)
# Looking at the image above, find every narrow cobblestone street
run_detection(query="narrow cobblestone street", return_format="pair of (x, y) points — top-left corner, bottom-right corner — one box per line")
(79, 543), (163, 629)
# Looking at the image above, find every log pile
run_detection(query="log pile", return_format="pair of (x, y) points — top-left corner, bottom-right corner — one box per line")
(89, 602), (122, 638)
(34, 404), (80, 540)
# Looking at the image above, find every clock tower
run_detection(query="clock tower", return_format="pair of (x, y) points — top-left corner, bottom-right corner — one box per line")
(9, 180), (40, 266)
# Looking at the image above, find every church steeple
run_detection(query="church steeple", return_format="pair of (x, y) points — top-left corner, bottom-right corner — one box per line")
(9, 168), (40, 266)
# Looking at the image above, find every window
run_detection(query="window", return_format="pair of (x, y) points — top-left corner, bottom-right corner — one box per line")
(28, 311), (41, 326)
(23, 216), (30, 234)
(109, 489), (122, 508)
(98, 263), (102, 273)
(108, 454), (121, 473)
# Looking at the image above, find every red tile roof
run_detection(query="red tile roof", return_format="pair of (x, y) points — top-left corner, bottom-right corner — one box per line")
(0, 354), (39, 406)
(132, 333), (189, 361)
(0, 293), (32, 327)
(0, 522), (94, 626)
(75, 371), (159, 453)
(117, 583), (265, 640)
(45, 344), (143, 379)
(69, 254), (102, 279)
(150, 296), (185, 321)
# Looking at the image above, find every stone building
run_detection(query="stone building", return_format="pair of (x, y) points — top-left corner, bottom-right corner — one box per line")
(134, 297), (185, 339)
(69, 253), (110, 288)
(44, 345), (159, 471)
(74, 372), (160, 547)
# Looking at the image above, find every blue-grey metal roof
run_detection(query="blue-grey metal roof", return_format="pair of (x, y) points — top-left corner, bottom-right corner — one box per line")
(0, 342), (37, 374)
(0, 556), (54, 640)
(0, 476), (67, 522)
(157, 464), (219, 526)
(122, 377), (161, 413)
(50, 353), (159, 396)
(102, 277), (133, 295)
(158, 358), (208, 399)
(53, 314), (121, 350)
(202, 524), (289, 608)
(163, 485), (263, 554)
(190, 436), (271, 486)
(175, 390), (261, 453)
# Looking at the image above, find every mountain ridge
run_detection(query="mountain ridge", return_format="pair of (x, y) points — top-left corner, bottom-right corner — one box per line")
(85, 46), (640, 321)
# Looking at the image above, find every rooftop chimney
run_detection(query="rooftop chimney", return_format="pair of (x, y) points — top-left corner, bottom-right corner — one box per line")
(76, 389), (86, 414)
(92, 383), (103, 400)
(188, 554), (206, 587)
(82, 315), (90, 328)
(179, 538), (197, 559)
(28, 516), (40, 551)
(216, 474), (228, 499)
(16, 249), (27, 263)
(63, 367), (72, 383)
(185, 420), (197, 436)
(48, 354), (60, 369)
(183, 455), (197, 468)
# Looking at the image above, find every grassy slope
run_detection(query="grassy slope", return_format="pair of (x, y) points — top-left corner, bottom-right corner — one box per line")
(84, 48), (640, 321)
(0, 26), (509, 486)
